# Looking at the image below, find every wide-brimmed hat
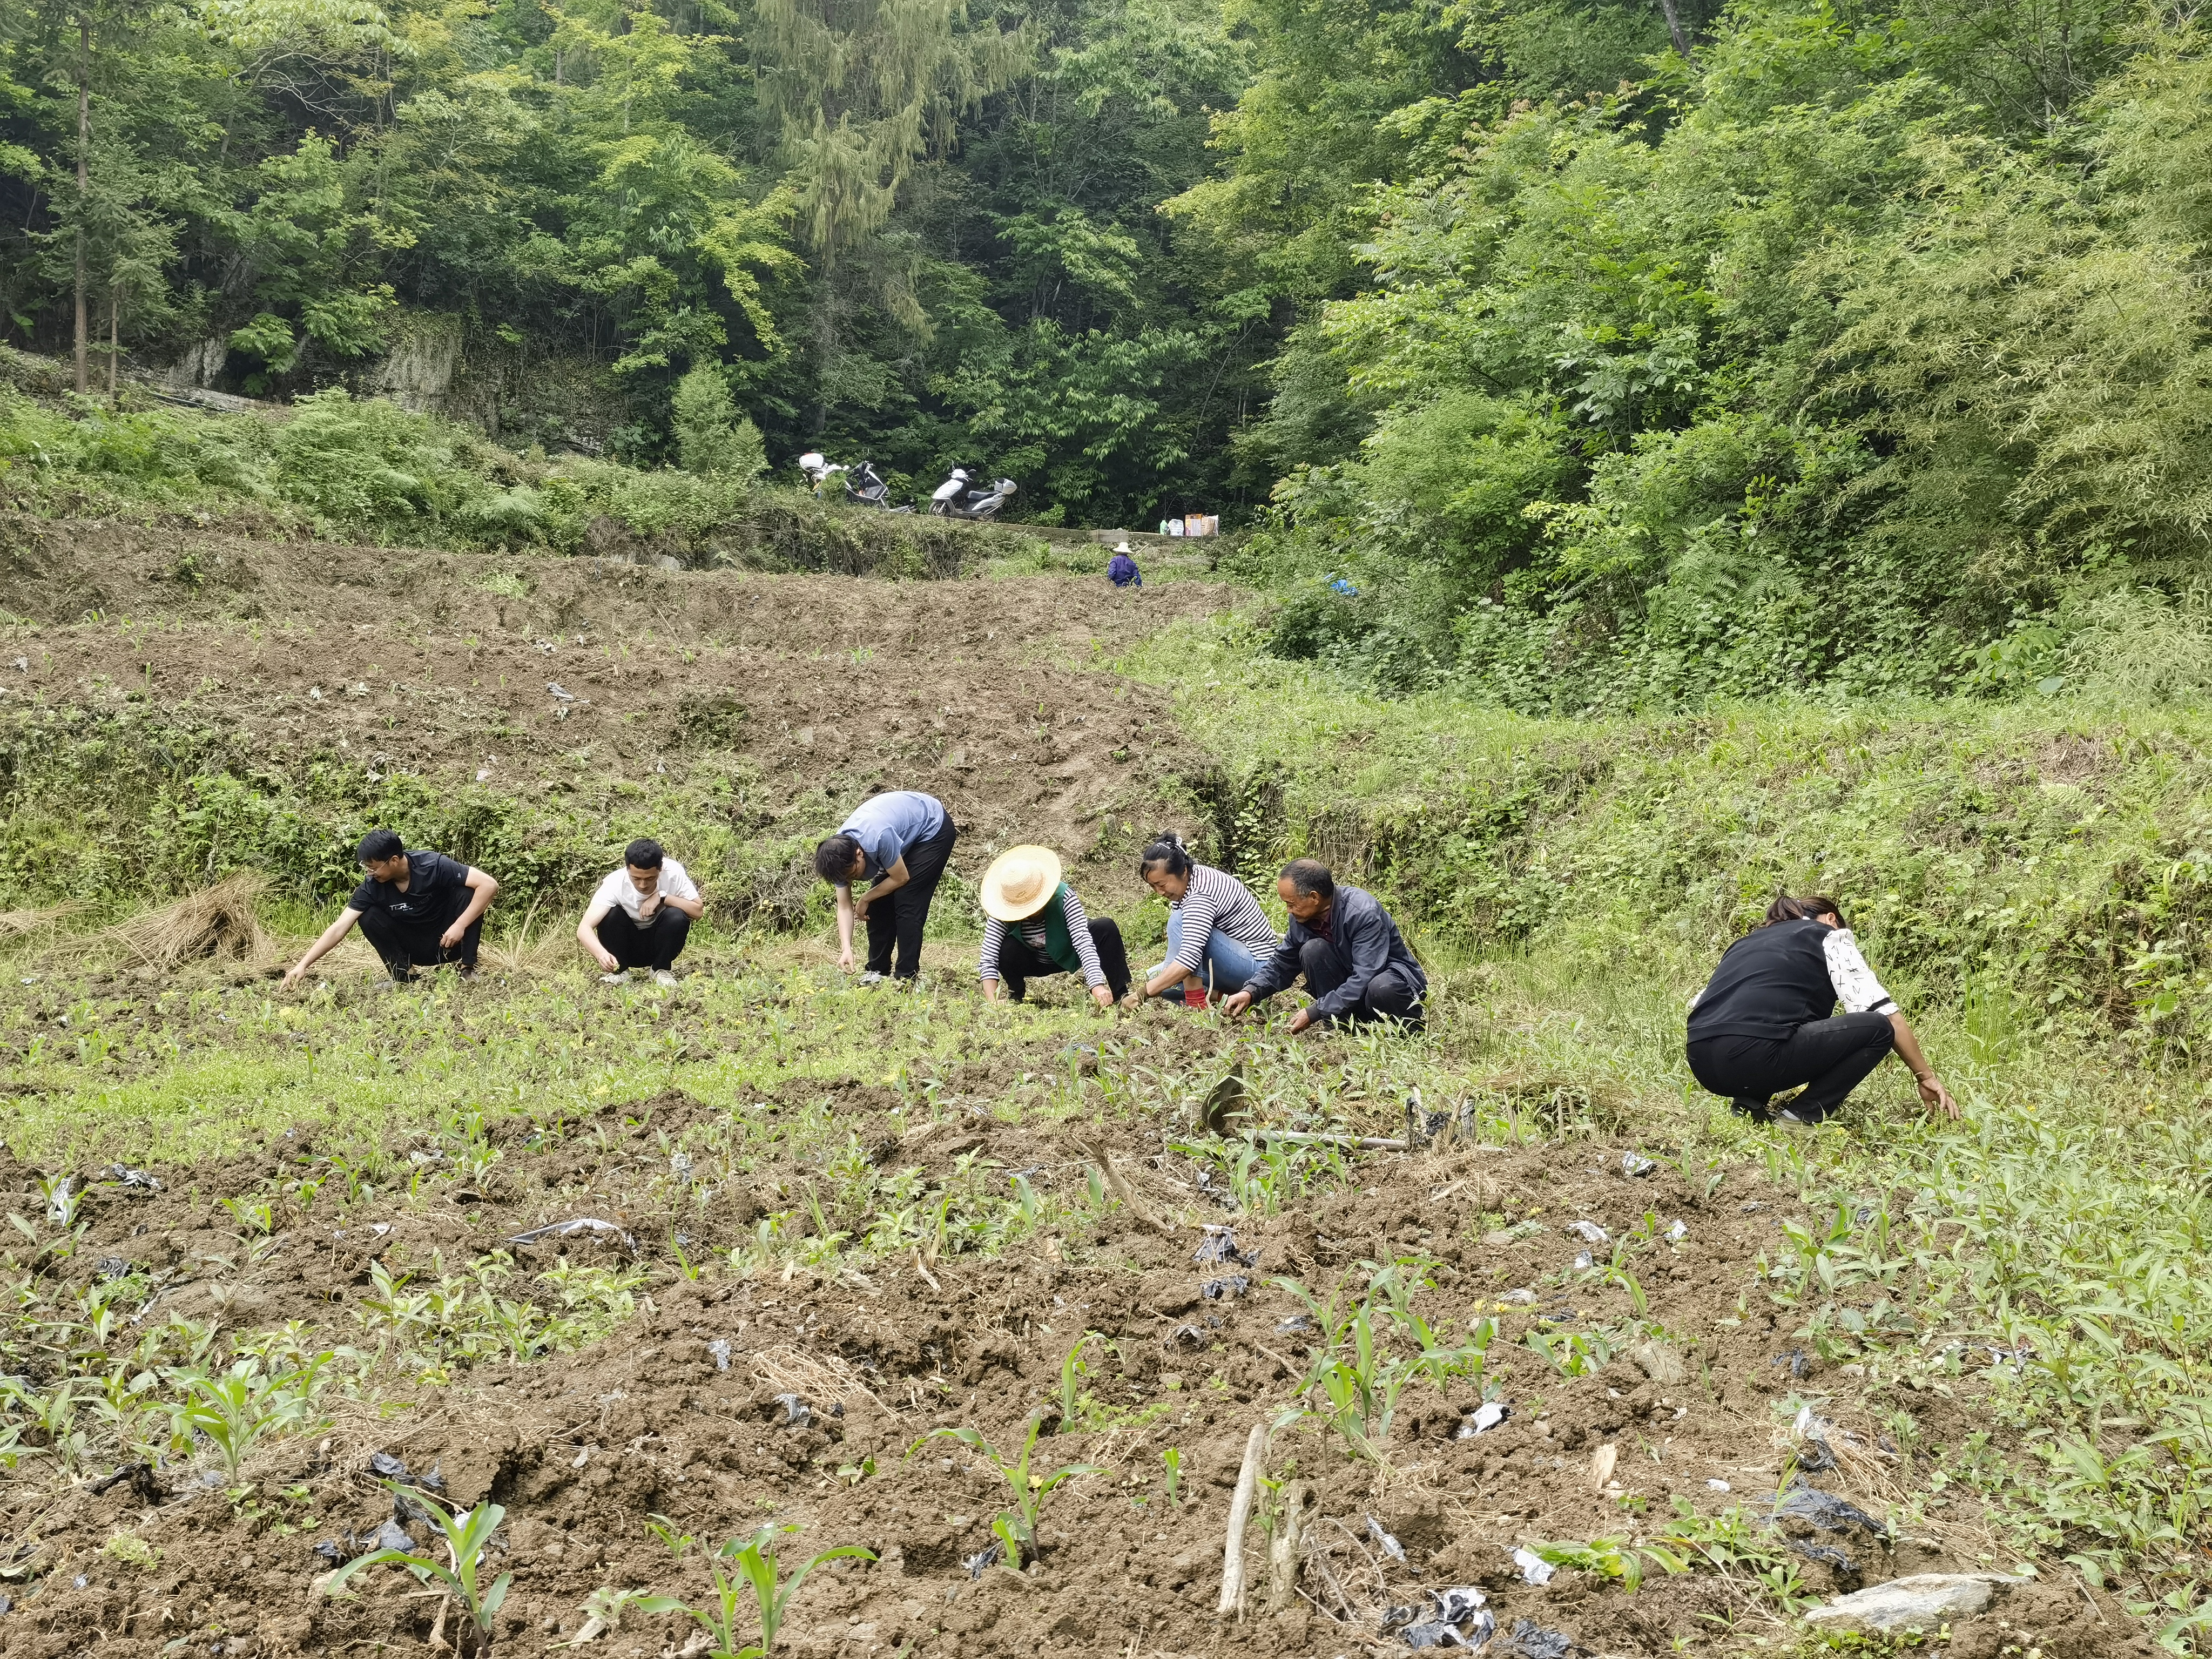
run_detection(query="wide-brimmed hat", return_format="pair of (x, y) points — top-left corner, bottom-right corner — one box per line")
(1112, 540), (1134, 554)
(981, 845), (1063, 922)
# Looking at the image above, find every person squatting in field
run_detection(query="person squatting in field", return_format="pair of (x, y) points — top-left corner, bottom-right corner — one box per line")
(281, 828), (500, 989)
(578, 838), (704, 986)
(1123, 831), (1283, 1009)
(814, 789), (957, 981)
(1221, 858), (1426, 1034)
(976, 845), (1130, 1008)
(1687, 893), (1958, 1125)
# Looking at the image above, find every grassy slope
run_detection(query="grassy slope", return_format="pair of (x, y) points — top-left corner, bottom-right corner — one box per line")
(1116, 617), (2212, 1633)
(6, 581), (2212, 1635)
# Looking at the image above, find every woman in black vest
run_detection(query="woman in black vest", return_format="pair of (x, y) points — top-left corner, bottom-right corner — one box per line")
(1688, 894), (1957, 1125)
(977, 845), (1130, 1008)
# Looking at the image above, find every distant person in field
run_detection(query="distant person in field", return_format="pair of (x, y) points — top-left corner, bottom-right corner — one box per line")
(1108, 541), (1143, 589)
(814, 789), (957, 981)
(579, 838), (703, 987)
(1220, 858), (1426, 1033)
(1124, 831), (1282, 1008)
(1687, 893), (1958, 1126)
(977, 844), (1129, 1008)
(281, 829), (499, 989)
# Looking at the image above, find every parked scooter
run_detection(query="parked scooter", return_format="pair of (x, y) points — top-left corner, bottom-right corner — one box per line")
(927, 467), (1018, 521)
(796, 452), (913, 512)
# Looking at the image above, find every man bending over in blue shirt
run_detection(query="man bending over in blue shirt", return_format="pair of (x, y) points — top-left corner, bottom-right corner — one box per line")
(813, 790), (958, 981)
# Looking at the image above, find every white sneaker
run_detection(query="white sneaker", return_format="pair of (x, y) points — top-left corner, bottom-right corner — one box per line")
(653, 970), (678, 987)
(600, 971), (628, 986)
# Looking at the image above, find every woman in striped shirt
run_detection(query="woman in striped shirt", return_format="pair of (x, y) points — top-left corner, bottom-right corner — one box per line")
(1124, 831), (1282, 1007)
(978, 846), (1130, 1007)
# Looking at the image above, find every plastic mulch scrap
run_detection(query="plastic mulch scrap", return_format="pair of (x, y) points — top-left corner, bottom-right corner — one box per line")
(1200, 1275), (1250, 1300)
(963, 1542), (1001, 1580)
(1512, 1547), (1555, 1586)
(1400, 1587), (1494, 1649)
(1193, 1225), (1258, 1269)
(1276, 1313), (1317, 1336)
(311, 1541), (343, 1565)
(775, 1392), (812, 1427)
(1456, 1401), (1510, 1438)
(504, 1217), (637, 1252)
(373, 1521), (414, 1553)
(1787, 1539), (1857, 1574)
(1367, 1516), (1409, 1563)
(1499, 1618), (1576, 1659)
(1566, 1220), (1608, 1244)
(1665, 1219), (1689, 1242)
(1621, 1152), (1655, 1177)
(707, 1338), (733, 1371)
(104, 1164), (161, 1192)
(1772, 1483), (1890, 1539)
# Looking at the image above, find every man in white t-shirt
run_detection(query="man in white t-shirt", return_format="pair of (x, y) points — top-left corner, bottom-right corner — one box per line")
(578, 838), (704, 986)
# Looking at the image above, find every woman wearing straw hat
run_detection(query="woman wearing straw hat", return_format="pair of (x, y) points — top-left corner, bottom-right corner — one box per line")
(1108, 542), (1143, 589)
(978, 845), (1130, 1008)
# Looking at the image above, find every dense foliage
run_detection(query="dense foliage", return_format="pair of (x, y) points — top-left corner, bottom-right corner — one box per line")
(5, 0), (2209, 700)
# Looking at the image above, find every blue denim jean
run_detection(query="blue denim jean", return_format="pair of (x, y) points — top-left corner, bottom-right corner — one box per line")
(1151, 910), (1265, 994)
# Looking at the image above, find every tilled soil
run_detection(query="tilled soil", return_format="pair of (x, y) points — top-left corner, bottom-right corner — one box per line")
(0, 529), (2158, 1658)
(0, 521), (1233, 882)
(0, 1074), (2155, 1659)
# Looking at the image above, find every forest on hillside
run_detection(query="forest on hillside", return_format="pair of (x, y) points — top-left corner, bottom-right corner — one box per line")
(3, 0), (2209, 708)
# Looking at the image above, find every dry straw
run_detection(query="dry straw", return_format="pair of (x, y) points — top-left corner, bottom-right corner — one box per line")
(111, 873), (274, 969)
(0, 903), (79, 940)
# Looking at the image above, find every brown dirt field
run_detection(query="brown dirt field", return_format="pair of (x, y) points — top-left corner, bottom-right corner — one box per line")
(0, 1075), (2156, 1659)
(0, 525), (2158, 1659)
(0, 521), (1233, 882)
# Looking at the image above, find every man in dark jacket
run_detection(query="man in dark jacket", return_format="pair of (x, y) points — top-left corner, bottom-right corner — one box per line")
(1220, 859), (1426, 1033)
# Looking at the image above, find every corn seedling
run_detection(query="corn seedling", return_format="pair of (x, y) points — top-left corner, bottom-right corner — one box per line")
(220, 1194), (278, 1236)
(637, 1524), (874, 1657)
(325, 1484), (511, 1656)
(173, 1354), (329, 1478)
(1529, 1534), (1688, 1594)
(571, 1584), (656, 1644)
(1162, 1445), (1183, 1505)
(914, 1415), (1100, 1568)
(1056, 1332), (1099, 1429)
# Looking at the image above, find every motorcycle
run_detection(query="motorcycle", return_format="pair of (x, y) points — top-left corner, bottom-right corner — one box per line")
(796, 452), (912, 512)
(927, 467), (1018, 521)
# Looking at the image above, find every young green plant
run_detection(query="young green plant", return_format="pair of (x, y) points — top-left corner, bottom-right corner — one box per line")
(637, 1524), (873, 1657)
(323, 1485), (511, 1657)
(914, 1415), (1100, 1569)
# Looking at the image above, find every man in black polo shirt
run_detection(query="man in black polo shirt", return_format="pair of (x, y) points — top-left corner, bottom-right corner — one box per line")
(281, 829), (501, 988)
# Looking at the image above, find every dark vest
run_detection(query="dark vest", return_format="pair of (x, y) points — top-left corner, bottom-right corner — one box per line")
(1031, 886), (1084, 975)
(1688, 919), (1836, 1043)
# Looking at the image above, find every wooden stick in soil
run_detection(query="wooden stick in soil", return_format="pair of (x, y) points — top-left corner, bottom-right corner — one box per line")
(1264, 1479), (1311, 1616)
(1077, 1138), (1168, 1232)
(1216, 1421), (1270, 1618)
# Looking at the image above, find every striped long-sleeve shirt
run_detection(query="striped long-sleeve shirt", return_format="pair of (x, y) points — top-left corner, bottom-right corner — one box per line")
(1169, 865), (1282, 973)
(980, 887), (1107, 987)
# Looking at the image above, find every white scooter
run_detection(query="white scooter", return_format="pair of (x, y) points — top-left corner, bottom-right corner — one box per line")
(927, 467), (1017, 520)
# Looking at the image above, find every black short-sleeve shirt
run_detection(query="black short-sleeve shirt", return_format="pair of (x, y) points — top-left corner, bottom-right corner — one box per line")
(349, 851), (470, 921)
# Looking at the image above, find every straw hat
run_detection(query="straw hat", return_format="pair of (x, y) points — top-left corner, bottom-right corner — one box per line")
(981, 845), (1063, 922)
(1112, 540), (1134, 553)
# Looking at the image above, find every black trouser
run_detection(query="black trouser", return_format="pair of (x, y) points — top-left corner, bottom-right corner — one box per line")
(357, 894), (481, 979)
(598, 907), (691, 971)
(866, 819), (957, 979)
(1687, 1012), (1895, 1123)
(1297, 938), (1423, 1030)
(996, 920), (1130, 1003)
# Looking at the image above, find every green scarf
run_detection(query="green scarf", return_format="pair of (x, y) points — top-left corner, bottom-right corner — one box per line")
(1033, 885), (1083, 975)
